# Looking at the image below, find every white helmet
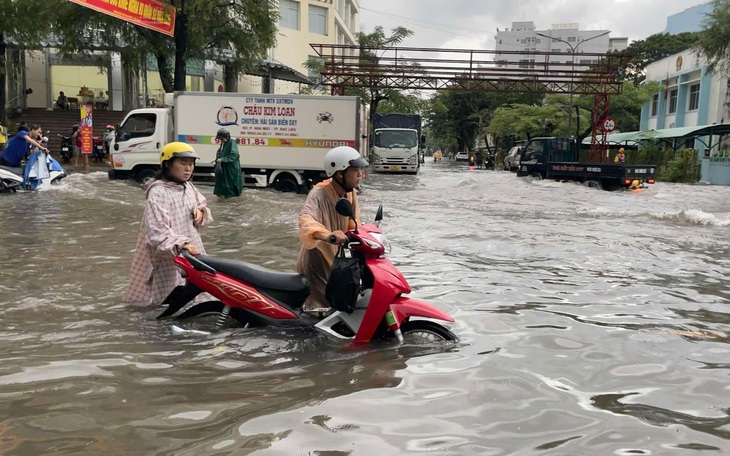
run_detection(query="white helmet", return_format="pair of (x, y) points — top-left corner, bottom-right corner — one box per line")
(324, 146), (368, 177)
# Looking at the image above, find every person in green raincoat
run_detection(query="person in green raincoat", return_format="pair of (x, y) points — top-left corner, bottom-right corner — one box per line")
(214, 128), (243, 198)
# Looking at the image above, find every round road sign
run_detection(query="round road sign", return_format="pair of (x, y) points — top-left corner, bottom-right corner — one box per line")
(602, 117), (617, 132)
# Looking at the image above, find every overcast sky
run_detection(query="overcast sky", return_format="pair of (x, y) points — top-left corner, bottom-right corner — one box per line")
(359, 0), (710, 49)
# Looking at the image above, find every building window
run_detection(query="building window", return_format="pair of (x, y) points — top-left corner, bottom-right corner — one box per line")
(567, 36), (576, 42)
(280, 0), (300, 30)
(668, 89), (678, 113)
(309, 5), (328, 35)
(688, 83), (700, 111)
(651, 94), (658, 116)
(307, 55), (324, 82)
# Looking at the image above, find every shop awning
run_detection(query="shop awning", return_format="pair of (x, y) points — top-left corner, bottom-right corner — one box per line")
(582, 124), (730, 145)
(245, 60), (314, 85)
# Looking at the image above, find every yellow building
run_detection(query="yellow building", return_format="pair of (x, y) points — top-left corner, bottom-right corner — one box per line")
(13, 0), (359, 112)
(246, 0), (360, 94)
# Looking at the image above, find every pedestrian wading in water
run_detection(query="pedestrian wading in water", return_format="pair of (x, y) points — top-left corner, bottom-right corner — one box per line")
(214, 128), (243, 198)
(124, 142), (214, 306)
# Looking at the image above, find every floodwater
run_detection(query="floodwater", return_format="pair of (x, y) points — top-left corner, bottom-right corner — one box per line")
(0, 161), (729, 455)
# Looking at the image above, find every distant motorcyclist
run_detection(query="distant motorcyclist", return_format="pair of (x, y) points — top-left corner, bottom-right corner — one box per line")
(103, 125), (115, 155)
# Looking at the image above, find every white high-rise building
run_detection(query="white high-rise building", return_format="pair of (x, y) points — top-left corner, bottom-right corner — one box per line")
(494, 22), (627, 71)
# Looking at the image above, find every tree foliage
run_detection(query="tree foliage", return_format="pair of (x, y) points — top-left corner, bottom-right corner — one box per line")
(486, 81), (659, 145)
(618, 32), (700, 85)
(50, 0), (278, 92)
(696, 0), (730, 73)
(305, 26), (419, 123)
(0, 0), (59, 122)
(426, 89), (543, 151)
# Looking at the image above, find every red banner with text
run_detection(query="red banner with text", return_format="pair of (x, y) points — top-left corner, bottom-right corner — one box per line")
(68, 0), (176, 37)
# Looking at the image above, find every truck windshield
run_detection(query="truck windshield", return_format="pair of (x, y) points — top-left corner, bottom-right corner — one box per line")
(523, 139), (545, 161)
(374, 130), (417, 148)
(118, 113), (157, 141)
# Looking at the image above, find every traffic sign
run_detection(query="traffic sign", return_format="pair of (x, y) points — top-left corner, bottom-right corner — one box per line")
(602, 117), (616, 132)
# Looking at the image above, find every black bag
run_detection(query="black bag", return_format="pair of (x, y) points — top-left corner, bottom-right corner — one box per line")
(325, 247), (361, 313)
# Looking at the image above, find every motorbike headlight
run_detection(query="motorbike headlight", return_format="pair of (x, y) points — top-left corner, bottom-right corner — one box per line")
(370, 233), (391, 254)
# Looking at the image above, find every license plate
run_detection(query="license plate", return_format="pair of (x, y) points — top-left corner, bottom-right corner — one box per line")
(62, 147), (69, 151)
(389, 165), (400, 171)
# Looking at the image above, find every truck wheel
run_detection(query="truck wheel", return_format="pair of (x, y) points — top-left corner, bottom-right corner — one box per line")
(530, 172), (542, 180)
(584, 180), (602, 190)
(273, 176), (298, 193)
(135, 168), (157, 185)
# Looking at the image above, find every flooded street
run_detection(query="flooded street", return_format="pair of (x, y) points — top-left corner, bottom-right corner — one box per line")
(1, 162), (729, 455)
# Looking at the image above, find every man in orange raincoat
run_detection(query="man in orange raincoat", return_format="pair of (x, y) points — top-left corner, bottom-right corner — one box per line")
(296, 146), (368, 312)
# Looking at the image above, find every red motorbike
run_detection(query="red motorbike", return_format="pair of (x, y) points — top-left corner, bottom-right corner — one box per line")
(91, 136), (106, 162)
(158, 200), (457, 344)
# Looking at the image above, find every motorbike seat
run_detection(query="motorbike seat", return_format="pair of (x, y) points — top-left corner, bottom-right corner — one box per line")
(0, 165), (24, 176)
(196, 255), (309, 292)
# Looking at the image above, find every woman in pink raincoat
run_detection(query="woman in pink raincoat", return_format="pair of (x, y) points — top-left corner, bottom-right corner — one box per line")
(296, 146), (368, 312)
(125, 142), (213, 306)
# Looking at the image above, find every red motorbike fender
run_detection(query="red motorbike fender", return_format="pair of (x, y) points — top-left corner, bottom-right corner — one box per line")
(389, 296), (454, 325)
(367, 258), (411, 295)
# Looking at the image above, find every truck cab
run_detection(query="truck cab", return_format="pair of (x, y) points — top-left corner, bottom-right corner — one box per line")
(370, 113), (423, 174)
(371, 128), (420, 173)
(109, 108), (178, 183)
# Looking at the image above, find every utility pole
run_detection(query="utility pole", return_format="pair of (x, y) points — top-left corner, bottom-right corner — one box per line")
(535, 30), (610, 137)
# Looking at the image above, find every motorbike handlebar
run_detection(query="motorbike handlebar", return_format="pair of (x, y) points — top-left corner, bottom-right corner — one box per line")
(181, 248), (216, 275)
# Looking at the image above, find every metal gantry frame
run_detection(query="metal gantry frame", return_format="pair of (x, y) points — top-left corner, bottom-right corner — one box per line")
(311, 44), (632, 162)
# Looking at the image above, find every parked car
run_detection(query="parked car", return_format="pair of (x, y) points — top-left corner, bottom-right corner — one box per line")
(503, 146), (523, 171)
(455, 151), (469, 161)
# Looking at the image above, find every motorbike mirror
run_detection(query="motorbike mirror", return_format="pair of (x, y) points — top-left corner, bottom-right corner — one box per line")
(335, 197), (357, 232)
(335, 197), (354, 218)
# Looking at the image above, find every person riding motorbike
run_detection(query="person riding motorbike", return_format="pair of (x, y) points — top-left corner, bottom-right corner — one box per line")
(103, 125), (115, 155)
(0, 124), (46, 167)
(296, 146), (368, 312)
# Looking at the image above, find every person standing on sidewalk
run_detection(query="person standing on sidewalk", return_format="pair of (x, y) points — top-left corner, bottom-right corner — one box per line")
(213, 128), (243, 199)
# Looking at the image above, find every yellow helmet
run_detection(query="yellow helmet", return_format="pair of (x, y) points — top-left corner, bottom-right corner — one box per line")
(160, 142), (200, 164)
(618, 147), (625, 153)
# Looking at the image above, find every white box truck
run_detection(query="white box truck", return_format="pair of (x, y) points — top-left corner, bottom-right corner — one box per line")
(108, 92), (368, 192)
(370, 113), (424, 174)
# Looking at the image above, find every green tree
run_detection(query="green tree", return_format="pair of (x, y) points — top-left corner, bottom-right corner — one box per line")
(618, 32), (699, 85)
(426, 88), (543, 151)
(487, 103), (564, 140)
(305, 26), (419, 123)
(564, 80), (660, 138)
(51, 0), (278, 93)
(486, 81), (659, 143)
(0, 0), (55, 122)
(696, 0), (730, 72)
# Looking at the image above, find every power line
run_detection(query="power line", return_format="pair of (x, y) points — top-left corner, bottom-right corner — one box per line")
(360, 6), (491, 42)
